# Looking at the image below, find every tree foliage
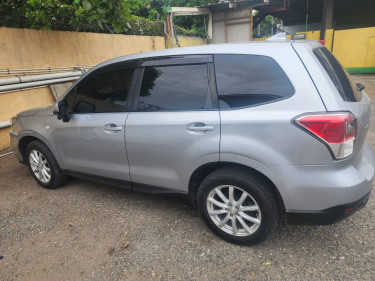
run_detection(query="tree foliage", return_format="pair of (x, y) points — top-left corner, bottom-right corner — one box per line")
(25, 0), (132, 33)
(0, 0), (31, 28)
(0, 0), (279, 38)
(253, 13), (281, 38)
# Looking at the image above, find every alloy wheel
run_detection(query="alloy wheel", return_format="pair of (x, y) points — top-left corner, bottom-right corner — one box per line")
(29, 149), (51, 184)
(206, 185), (261, 237)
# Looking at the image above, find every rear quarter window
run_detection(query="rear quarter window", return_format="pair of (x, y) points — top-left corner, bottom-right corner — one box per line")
(214, 54), (294, 109)
(313, 47), (361, 102)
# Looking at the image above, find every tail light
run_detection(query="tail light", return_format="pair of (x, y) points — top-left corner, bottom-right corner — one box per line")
(294, 113), (356, 159)
(318, 40), (325, 45)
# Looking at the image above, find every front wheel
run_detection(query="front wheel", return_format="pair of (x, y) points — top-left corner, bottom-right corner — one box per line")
(26, 140), (67, 189)
(197, 168), (279, 245)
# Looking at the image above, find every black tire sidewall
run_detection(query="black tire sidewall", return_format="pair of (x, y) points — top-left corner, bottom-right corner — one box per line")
(197, 168), (278, 245)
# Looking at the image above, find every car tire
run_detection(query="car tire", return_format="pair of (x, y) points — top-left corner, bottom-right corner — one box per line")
(26, 140), (67, 189)
(197, 168), (278, 245)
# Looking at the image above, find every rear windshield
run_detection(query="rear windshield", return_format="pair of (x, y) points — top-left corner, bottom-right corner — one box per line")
(313, 47), (361, 102)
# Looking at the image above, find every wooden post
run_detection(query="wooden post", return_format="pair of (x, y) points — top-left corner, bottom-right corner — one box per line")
(250, 7), (253, 41)
(170, 14), (175, 47)
(165, 14), (170, 48)
(166, 14), (173, 48)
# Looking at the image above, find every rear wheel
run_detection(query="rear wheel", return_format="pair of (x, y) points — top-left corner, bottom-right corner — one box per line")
(197, 168), (278, 245)
(26, 140), (67, 189)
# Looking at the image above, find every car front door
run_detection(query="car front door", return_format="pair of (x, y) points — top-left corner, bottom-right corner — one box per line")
(125, 56), (221, 193)
(53, 62), (138, 182)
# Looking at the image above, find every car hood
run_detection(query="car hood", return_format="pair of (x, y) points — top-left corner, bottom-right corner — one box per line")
(17, 105), (54, 117)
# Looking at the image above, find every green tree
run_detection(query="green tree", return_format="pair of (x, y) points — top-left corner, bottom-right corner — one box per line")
(0, 0), (215, 37)
(0, 0), (31, 28)
(25, 0), (132, 33)
(165, 0), (211, 37)
(253, 13), (281, 38)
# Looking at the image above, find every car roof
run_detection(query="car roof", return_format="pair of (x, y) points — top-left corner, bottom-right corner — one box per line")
(90, 40), (311, 68)
(85, 40), (320, 76)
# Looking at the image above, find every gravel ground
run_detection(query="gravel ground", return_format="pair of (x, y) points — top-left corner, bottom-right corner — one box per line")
(1, 74), (375, 281)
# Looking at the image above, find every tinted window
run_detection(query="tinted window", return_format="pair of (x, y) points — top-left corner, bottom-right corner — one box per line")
(313, 47), (361, 102)
(71, 68), (134, 113)
(138, 64), (209, 111)
(214, 54), (294, 109)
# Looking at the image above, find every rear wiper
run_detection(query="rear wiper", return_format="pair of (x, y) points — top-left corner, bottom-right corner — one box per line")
(356, 82), (365, 92)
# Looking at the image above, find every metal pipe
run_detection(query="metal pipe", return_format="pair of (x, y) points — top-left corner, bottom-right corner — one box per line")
(0, 65), (92, 77)
(0, 76), (80, 93)
(0, 71), (83, 86)
(0, 120), (11, 128)
(0, 65), (92, 73)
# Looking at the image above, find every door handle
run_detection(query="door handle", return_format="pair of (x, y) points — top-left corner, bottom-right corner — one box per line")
(104, 124), (123, 132)
(186, 123), (214, 132)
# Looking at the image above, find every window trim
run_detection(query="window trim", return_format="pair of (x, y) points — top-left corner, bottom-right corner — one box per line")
(65, 61), (141, 114)
(141, 55), (212, 67)
(131, 56), (217, 112)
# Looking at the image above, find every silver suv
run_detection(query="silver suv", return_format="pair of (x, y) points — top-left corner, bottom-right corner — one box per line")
(10, 41), (375, 245)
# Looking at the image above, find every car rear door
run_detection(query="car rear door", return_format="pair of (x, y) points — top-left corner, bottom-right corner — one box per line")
(125, 55), (220, 193)
(53, 62), (139, 182)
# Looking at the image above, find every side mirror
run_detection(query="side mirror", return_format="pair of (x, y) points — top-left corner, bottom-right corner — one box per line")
(53, 102), (60, 115)
(75, 101), (96, 113)
(57, 100), (70, 122)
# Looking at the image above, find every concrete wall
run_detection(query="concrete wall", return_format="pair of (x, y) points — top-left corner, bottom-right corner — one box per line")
(332, 27), (375, 73)
(0, 27), (165, 150)
(212, 9), (252, 44)
(0, 27), (165, 69)
(175, 36), (207, 47)
(294, 27), (375, 73)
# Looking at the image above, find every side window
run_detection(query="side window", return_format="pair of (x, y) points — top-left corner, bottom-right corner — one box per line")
(214, 54), (294, 109)
(138, 64), (209, 111)
(313, 47), (361, 102)
(71, 68), (135, 113)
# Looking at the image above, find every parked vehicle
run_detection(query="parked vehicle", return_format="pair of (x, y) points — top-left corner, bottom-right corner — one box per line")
(10, 41), (374, 245)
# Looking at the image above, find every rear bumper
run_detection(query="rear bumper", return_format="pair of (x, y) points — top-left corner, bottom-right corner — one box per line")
(275, 142), (375, 212)
(286, 191), (371, 225)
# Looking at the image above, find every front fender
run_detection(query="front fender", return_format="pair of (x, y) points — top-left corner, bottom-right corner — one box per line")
(13, 115), (64, 169)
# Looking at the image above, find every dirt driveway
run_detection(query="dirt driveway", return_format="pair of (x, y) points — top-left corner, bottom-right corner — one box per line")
(1, 75), (375, 281)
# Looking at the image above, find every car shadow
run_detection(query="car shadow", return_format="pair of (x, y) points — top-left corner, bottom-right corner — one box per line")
(57, 176), (368, 251)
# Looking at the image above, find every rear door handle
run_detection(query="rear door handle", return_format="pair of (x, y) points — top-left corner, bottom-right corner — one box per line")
(104, 124), (123, 132)
(187, 123), (214, 132)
